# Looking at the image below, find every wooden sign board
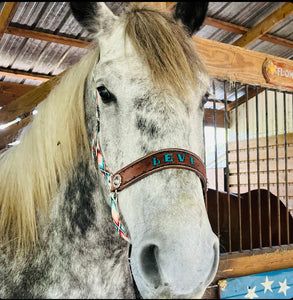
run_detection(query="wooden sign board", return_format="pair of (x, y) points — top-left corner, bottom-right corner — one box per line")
(263, 58), (293, 89)
(218, 268), (293, 299)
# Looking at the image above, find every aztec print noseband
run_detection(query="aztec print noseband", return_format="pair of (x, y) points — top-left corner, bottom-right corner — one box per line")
(91, 91), (207, 243)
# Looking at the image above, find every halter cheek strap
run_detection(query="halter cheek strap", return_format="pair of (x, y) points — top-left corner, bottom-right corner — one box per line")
(91, 91), (207, 244)
(91, 91), (130, 243)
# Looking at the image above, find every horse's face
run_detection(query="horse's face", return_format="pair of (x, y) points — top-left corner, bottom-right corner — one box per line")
(71, 2), (219, 298)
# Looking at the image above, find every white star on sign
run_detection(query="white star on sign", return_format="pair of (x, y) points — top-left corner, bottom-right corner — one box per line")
(244, 286), (259, 299)
(261, 276), (274, 293)
(278, 278), (290, 296)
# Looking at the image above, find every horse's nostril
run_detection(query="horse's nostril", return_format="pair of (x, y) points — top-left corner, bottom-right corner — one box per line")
(140, 244), (162, 289)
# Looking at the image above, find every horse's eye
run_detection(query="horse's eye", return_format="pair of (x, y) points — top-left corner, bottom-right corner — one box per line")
(97, 86), (113, 103)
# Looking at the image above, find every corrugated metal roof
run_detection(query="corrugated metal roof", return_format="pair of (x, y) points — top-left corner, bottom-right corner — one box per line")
(0, 2), (292, 87)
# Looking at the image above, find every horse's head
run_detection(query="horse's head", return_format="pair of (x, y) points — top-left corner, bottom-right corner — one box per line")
(71, 2), (219, 298)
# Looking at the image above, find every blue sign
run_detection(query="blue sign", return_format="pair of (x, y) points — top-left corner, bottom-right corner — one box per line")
(219, 268), (293, 299)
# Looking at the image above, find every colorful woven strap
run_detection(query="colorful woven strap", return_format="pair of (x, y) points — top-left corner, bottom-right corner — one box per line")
(91, 91), (131, 243)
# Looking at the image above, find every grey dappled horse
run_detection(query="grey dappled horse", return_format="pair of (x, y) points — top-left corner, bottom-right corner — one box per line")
(0, 2), (219, 298)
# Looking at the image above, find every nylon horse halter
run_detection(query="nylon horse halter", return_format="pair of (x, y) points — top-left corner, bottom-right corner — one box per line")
(91, 90), (207, 243)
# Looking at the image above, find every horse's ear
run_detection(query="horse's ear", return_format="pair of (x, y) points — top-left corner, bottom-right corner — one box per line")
(70, 2), (117, 34)
(173, 2), (209, 36)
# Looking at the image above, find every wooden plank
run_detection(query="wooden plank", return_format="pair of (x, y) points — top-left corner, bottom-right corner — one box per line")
(6, 26), (90, 48)
(0, 115), (32, 151)
(0, 67), (52, 82)
(227, 87), (265, 112)
(1, 36), (293, 149)
(228, 133), (293, 151)
(5, 16), (292, 53)
(0, 71), (65, 124)
(148, 2), (167, 9)
(193, 36), (293, 91)
(228, 145), (293, 162)
(229, 184), (293, 197)
(0, 2), (19, 40)
(2, 36), (293, 89)
(204, 17), (247, 35)
(229, 171), (293, 185)
(261, 32), (293, 50)
(204, 17), (293, 50)
(232, 2), (293, 48)
(204, 247), (293, 299)
(216, 247), (293, 282)
(0, 81), (35, 106)
(229, 159), (293, 174)
(204, 109), (228, 128)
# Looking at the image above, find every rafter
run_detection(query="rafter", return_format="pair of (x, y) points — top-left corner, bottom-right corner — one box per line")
(0, 81), (35, 106)
(6, 26), (90, 48)
(0, 2), (19, 40)
(0, 67), (52, 82)
(232, 2), (293, 48)
(204, 17), (293, 49)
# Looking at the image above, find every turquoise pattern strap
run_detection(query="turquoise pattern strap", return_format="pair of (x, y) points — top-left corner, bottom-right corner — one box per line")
(91, 91), (131, 243)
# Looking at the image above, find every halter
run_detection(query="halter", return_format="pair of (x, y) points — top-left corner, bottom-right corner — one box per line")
(91, 91), (207, 243)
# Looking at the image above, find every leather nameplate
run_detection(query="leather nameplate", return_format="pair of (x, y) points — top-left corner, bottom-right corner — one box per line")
(110, 148), (207, 194)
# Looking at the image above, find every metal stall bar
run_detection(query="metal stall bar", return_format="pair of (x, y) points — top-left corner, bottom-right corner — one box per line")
(265, 88), (272, 247)
(274, 90), (281, 245)
(255, 87), (262, 249)
(212, 80), (220, 239)
(245, 85), (252, 250)
(224, 80), (232, 253)
(283, 91), (289, 245)
(203, 88), (207, 209)
(235, 83), (242, 251)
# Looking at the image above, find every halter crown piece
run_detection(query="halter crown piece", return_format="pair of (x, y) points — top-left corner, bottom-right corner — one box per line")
(91, 91), (207, 244)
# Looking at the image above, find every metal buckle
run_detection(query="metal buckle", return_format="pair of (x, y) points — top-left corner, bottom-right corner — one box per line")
(112, 174), (122, 189)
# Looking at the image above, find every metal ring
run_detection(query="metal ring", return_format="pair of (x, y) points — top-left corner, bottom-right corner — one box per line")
(112, 174), (122, 189)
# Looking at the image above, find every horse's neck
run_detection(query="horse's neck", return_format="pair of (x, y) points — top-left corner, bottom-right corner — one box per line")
(1, 159), (135, 298)
(41, 159), (134, 298)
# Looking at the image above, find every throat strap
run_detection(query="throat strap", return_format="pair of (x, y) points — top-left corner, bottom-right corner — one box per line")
(110, 148), (207, 195)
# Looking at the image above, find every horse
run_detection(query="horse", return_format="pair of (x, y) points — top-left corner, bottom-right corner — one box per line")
(207, 188), (293, 253)
(0, 2), (219, 298)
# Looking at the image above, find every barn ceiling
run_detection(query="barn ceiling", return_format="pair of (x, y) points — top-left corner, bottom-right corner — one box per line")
(0, 1), (292, 149)
(0, 2), (292, 88)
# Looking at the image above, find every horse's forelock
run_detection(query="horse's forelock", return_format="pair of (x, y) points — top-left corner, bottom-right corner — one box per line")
(124, 3), (209, 99)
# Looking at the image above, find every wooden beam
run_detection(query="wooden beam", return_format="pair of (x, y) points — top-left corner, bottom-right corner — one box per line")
(5, 16), (293, 52)
(204, 109), (228, 128)
(6, 26), (90, 48)
(0, 70), (65, 124)
(0, 2), (19, 40)
(0, 115), (32, 151)
(232, 2), (293, 48)
(204, 17), (247, 35)
(218, 247), (293, 280)
(0, 67), (52, 82)
(149, 2), (167, 9)
(0, 81), (35, 106)
(204, 17), (293, 49)
(1, 37), (293, 150)
(226, 87), (265, 112)
(193, 36), (293, 91)
(204, 247), (293, 299)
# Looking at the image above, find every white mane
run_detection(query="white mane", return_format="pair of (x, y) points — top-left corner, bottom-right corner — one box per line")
(0, 46), (99, 253)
